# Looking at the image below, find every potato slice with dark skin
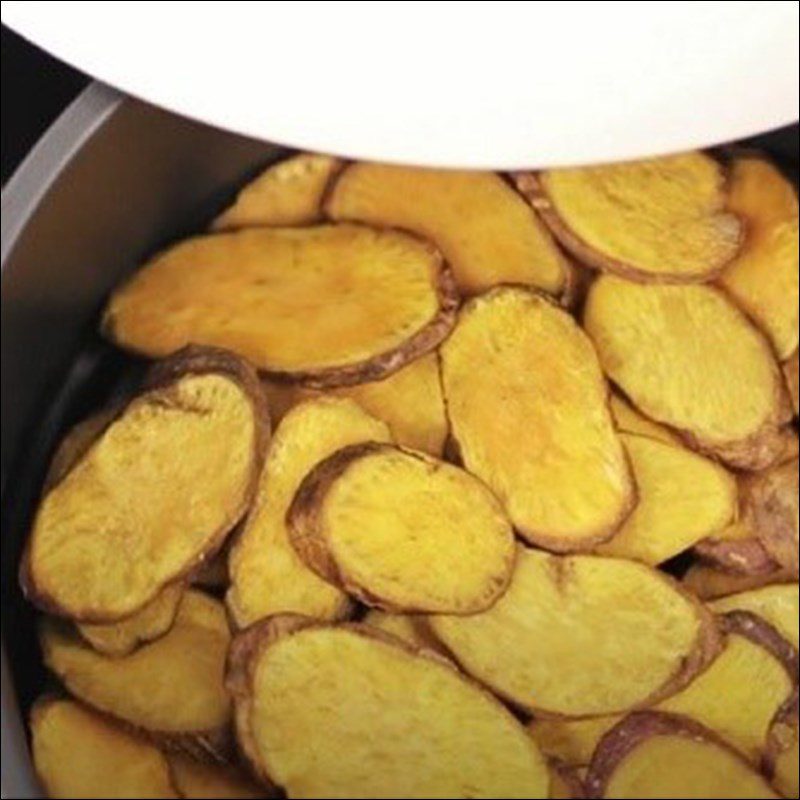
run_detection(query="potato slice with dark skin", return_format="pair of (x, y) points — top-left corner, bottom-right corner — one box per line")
(584, 276), (791, 470)
(30, 697), (179, 799)
(682, 562), (796, 601)
(103, 225), (458, 388)
(288, 442), (515, 613)
(585, 712), (779, 799)
(441, 286), (635, 551)
(694, 520), (778, 576)
(22, 346), (268, 623)
(226, 616), (551, 799)
(514, 152), (742, 283)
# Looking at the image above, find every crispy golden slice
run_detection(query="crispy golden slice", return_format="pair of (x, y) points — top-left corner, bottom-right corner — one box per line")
(441, 287), (634, 551)
(549, 763), (586, 799)
(362, 609), (446, 654)
(30, 698), (179, 799)
(585, 712), (779, 799)
(226, 616), (550, 798)
(23, 347), (267, 622)
(719, 158), (799, 360)
(764, 693), (799, 799)
(264, 352), (448, 455)
(711, 584), (799, 648)
(77, 583), (184, 657)
(609, 394), (680, 445)
(167, 754), (268, 799)
(326, 162), (571, 296)
(682, 563), (796, 601)
(227, 398), (390, 627)
(289, 442), (515, 613)
(597, 434), (737, 564)
(430, 548), (718, 717)
(584, 276), (790, 469)
(40, 591), (231, 754)
(104, 225), (457, 388)
(212, 153), (341, 230)
(516, 152), (742, 282)
(785, 351), (799, 415)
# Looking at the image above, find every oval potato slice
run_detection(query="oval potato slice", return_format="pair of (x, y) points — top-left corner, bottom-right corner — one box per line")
(585, 712), (779, 799)
(430, 548), (719, 717)
(441, 287), (634, 551)
(516, 152), (742, 282)
(326, 162), (571, 296)
(23, 347), (268, 622)
(226, 616), (551, 799)
(30, 697), (179, 799)
(103, 224), (457, 388)
(289, 442), (515, 613)
(584, 276), (791, 470)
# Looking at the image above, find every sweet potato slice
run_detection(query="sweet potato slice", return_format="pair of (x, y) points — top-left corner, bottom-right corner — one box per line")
(585, 711), (779, 798)
(718, 157), (799, 360)
(584, 276), (790, 469)
(429, 548), (718, 717)
(30, 697), (179, 799)
(596, 434), (737, 564)
(764, 692), (799, 799)
(103, 224), (457, 388)
(77, 583), (184, 657)
(682, 563), (796, 600)
(212, 153), (341, 230)
(227, 398), (390, 627)
(167, 754), (268, 799)
(531, 717), (617, 770)
(516, 152), (742, 282)
(362, 609), (445, 654)
(609, 394), (680, 445)
(226, 616), (551, 798)
(441, 287), (634, 551)
(289, 442), (515, 613)
(40, 590), (232, 755)
(263, 352), (448, 455)
(711, 584), (799, 648)
(326, 162), (571, 296)
(695, 519), (778, 576)
(23, 347), (267, 622)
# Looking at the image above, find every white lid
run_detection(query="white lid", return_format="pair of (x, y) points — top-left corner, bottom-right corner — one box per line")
(3, 0), (798, 169)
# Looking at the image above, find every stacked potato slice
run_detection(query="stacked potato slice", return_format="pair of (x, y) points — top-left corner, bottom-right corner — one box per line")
(24, 150), (798, 799)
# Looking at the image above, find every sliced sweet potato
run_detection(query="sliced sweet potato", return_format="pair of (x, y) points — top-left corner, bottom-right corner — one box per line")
(441, 287), (634, 551)
(23, 347), (268, 622)
(227, 398), (390, 627)
(429, 548), (719, 717)
(584, 276), (791, 469)
(30, 697), (179, 799)
(531, 717), (616, 770)
(596, 434), (737, 564)
(695, 519), (778, 576)
(263, 351), (448, 455)
(289, 442), (515, 613)
(41, 590), (232, 757)
(362, 609), (445, 654)
(167, 754), (268, 799)
(764, 692), (799, 799)
(515, 152), (742, 282)
(77, 583), (184, 657)
(326, 162), (571, 296)
(785, 350), (799, 415)
(718, 157), (799, 360)
(585, 711), (779, 798)
(212, 153), (341, 230)
(103, 224), (457, 388)
(550, 763), (586, 799)
(682, 562), (796, 600)
(711, 584), (799, 648)
(226, 616), (551, 798)
(609, 394), (680, 445)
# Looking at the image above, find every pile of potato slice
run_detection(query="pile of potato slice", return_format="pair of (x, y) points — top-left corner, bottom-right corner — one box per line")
(22, 149), (799, 799)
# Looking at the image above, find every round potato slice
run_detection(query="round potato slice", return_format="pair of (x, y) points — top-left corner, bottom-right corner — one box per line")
(584, 276), (790, 470)
(289, 442), (515, 613)
(226, 616), (550, 799)
(441, 286), (634, 551)
(103, 224), (457, 388)
(430, 548), (719, 717)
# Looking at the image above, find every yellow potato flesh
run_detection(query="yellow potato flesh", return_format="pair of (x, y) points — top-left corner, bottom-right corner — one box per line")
(609, 394), (680, 444)
(431, 549), (704, 716)
(327, 162), (568, 295)
(31, 699), (178, 799)
(105, 225), (444, 374)
(597, 434), (737, 564)
(41, 591), (230, 735)
(441, 288), (633, 549)
(711, 584), (799, 648)
(247, 627), (550, 798)
(30, 374), (256, 620)
(167, 754), (266, 799)
(227, 398), (390, 627)
(720, 158), (799, 360)
(362, 610), (443, 653)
